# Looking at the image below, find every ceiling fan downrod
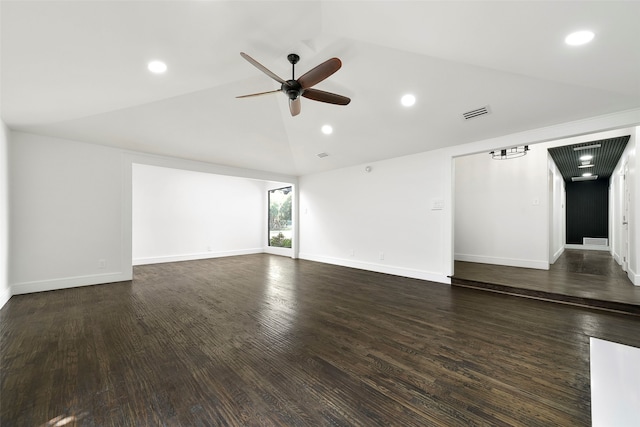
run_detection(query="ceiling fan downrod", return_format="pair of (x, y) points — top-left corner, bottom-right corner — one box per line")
(285, 53), (302, 100)
(287, 53), (300, 78)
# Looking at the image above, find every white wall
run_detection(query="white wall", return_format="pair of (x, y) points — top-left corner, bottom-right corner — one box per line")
(5, 110), (639, 295)
(298, 109), (639, 284)
(299, 150), (449, 283)
(454, 146), (550, 269)
(9, 131), (297, 295)
(10, 131), (130, 294)
(0, 0), (8, 309)
(132, 164), (266, 265)
(0, 120), (10, 308)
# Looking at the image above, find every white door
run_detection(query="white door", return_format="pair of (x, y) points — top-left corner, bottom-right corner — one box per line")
(622, 163), (629, 271)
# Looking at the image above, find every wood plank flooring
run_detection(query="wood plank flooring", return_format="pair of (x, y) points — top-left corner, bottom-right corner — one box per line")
(2, 254), (640, 426)
(451, 250), (640, 315)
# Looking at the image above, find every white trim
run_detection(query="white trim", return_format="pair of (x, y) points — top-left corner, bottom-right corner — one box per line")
(11, 272), (131, 295)
(133, 248), (263, 266)
(614, 252), (622, 265)
(0, 287), (11, 309)
(447, 108), (640, 159)
(121, 153), (133, 282)
(454, 253), (549, 270)
(565, 244), (611, 252)
(126, 151), (298, 185)
(263, 246), (294, 257)
(551, 246), (565, 264)
(627, 265), (640, 286)
(299, 252), (451, 284)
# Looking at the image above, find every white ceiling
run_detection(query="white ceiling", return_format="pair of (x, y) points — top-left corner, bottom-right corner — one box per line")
(2, 1), (639, 176)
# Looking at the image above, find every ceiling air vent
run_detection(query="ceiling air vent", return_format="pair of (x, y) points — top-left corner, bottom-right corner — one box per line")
(316, 152), (329, 158)
(462, 105), (491, 121)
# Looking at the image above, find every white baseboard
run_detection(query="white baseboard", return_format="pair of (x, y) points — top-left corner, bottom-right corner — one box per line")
(263, 246), (293, 257)
(11, 271), (132, 295)
(454, 253), (549, 270)
(627, 265), (640, 286)
(298, 253), (450, 284)
(133, 248), (263, 266)
(551, 246), (565, 264)
(0, 286), (11, 310)
(613, 252), (622, 265)
(565, 244), (611, 252)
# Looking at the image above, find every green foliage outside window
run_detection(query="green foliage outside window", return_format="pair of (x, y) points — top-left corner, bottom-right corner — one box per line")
(268, 187), (292, 248)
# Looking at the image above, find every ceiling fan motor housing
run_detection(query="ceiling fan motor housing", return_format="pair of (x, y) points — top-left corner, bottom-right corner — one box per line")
(282, 80), (303, 100)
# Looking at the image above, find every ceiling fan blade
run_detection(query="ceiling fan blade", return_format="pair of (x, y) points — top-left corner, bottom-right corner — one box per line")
(302, 88), (351, 105)
(289, 98), (301, 116)
(240, 52), (285, 84)
(236, 89), (281, 99)
(297, 58), (342, 89)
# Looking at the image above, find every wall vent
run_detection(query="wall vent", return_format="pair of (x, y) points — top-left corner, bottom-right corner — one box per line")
(316, 152), (329, 158)
(462, 105), (491, 120)
(583, 237), (608, 246)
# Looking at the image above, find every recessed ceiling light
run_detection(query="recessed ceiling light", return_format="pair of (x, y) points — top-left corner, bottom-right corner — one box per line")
(565, 30), (594, 46)
(573, 143), (601, 151)
(321, 125), (333, 135)
(401, 94), (416, 107)
(578, 164), (594, 169)
(582, 172), (593, 177)
(148, 60), (167, 74)
(580, 154), (593, 161)
(572, 175), (598, 181)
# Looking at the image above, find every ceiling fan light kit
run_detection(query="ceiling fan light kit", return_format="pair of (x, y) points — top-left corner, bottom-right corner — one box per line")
(237, 52), (351, 117)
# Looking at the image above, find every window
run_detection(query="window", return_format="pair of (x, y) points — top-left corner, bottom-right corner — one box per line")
(268, 186), (292, 248)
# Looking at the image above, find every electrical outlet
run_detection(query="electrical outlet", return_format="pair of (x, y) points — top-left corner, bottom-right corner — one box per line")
(379, 252), (384, 260)
(98, 259), (106, 269)
(350, 249), (355, 257)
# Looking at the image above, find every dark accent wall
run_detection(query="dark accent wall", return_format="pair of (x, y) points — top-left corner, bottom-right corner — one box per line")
(565, 180), (608, 245)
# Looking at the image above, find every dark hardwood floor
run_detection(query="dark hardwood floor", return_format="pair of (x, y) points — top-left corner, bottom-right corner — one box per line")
(452, 249), (640, 315)
(2, 254), (640, 426)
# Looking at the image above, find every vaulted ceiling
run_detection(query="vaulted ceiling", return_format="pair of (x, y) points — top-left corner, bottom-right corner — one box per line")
(2, 1), (639, 176)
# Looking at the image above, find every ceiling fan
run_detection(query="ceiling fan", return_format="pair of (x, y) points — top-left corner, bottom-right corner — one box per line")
(237, 52), (351, 117)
